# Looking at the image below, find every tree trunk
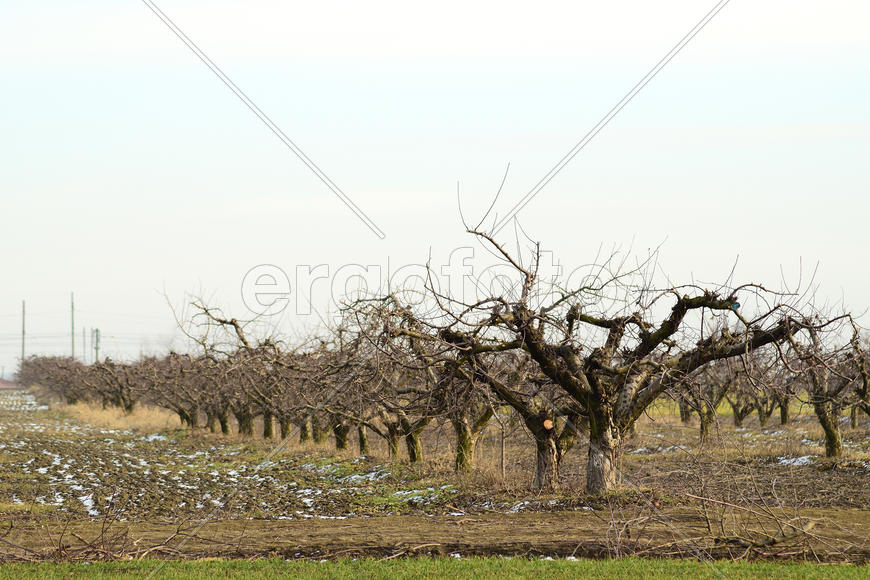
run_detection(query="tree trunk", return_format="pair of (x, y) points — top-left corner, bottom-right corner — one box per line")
(452, 420), (478, 472)
(279, 417), (293, 439)
(678, 397), (693, 424)
(206, 412), (218, 433)
(757, 405), (773, 428)
(386, 425), (401, 459)
(452, 408), (494, 472)
(534, 437), (561, 491)
(312, 416), (330, 444)
(586, 426), (621, 495)
(525, 413), (561, 491)
(188, 406), (200, 429)
(262, 412), (274, 439)
(699, 408), (716, 443)
(399, 418), (428, 464)
(357, 425), (370, 455)
(236, 410), (254, 436)
(218, 409), (231, 435)
(729, 400), (750, 427)
(779, 402), (790, 425)
(851, 405), (858, 429)
(405, 430), (423, 464)
(298, 417), (312, 443)
(333, 422), (351, 450)
(814, 403), (842, 457)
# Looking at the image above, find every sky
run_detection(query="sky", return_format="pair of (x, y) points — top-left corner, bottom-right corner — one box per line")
(1, 0), (868, 377)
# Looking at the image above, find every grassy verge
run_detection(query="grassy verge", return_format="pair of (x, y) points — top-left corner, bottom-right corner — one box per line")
(1, 557), (867, 579)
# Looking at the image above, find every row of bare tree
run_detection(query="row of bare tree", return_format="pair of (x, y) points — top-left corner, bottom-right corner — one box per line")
(18, 230), (870, 493)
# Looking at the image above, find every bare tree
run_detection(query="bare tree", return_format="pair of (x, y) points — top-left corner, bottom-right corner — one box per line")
(408, 228), (824, 494)
(786, 324), (860, 457)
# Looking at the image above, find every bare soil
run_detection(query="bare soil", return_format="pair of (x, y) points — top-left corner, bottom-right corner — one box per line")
(1, 390), (868, 563)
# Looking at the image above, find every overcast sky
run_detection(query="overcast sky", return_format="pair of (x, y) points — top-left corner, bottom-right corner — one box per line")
(2, 0), (868, 376)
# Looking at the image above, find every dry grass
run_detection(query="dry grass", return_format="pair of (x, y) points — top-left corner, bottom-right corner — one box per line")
(58, 401), (181, 433)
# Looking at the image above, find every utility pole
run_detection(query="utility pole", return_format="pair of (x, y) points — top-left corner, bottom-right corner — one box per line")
(21, 300), (25, 363)
(92, 328), (101, 363)
(71, 292), (75, 359)
(82, 327), (87, 364)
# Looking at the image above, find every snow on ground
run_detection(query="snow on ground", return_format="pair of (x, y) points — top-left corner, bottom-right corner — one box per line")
(777, 455), (815, 466)
(0, 389), (465, 521)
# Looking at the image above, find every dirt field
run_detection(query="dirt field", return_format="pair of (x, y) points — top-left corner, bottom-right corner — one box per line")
(1, 389), (868, 563)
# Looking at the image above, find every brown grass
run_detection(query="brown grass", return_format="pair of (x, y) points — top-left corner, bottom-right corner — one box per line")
(58, 401), (181, 433)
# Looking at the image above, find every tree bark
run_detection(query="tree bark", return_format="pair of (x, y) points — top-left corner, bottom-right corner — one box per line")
(279, 416), (293, 439)
(699, 408), (716, 443)
(586, 424), (621, 495)
(312, 416), (330, 444)
(333, 422), (351, 450)
(452, 420), (478, 472)
(206, 412), (218, 433)
(387, 430), (401, 459)
(262, 412), (274, 439)
(236, 410), (254, 437)
(187, 406), (200, 429)
(298, 417), (312, 443)
(398, 417), (429, 464)
(218, 409), (231, 435)
(405, 430), (423, 463)
(678, 397), (693, 424)
(526, 414), (561, 491)
(757, 405), (773, 428)
(451, 408), (494, 472)
(533, 437), (561, 491)
(779, 402), (790, 425)
(357, 425), (370, 455)
(728, 400), (753, 427)
(814, 402), (842, 457)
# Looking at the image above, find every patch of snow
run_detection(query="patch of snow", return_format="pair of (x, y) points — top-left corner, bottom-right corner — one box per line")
(509, 500), (531, 513)
(139, 433), (167, 442)
(339, 469), (390, 484)
(79, 493), (100, 516)
(777, 455), (814, 466)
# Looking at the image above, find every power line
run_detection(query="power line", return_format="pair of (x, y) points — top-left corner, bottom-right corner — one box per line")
(492, 0), (732, 234)
(139, 0), (386, 239)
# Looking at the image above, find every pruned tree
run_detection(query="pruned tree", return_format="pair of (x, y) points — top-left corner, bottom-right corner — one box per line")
(785, 323), (860, 457)
(406, 228), (825, 494)
(685, 358), (742, 442)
